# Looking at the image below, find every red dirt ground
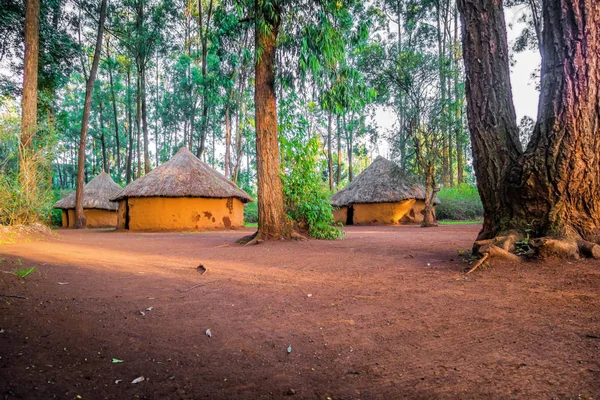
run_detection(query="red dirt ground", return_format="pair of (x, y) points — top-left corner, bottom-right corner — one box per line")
(0, 225), (599, 399)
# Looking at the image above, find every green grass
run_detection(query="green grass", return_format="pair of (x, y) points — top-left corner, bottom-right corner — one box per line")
(439, 220), (482, 225)
(244, 222), (258, 227)
(12, 266), (36, 279)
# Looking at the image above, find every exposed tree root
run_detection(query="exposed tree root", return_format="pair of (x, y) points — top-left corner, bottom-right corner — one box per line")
(577, 240), (600, 259)
(466, 253), (489, 274)
(532, 238), (580, 260)
(469, 232), (599, 275)
(236, 229), (308, 246)
(236, 231), (258, 245)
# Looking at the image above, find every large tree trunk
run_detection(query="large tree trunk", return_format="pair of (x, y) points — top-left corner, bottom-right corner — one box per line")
(75, 0), (107, 228)
(252, 0), (289, 241)
(224, 98), (231, 178)
(19, 0), (40, 202)
(457, 0), (600, 250)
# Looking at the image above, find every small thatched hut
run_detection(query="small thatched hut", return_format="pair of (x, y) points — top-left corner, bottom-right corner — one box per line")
(53, 171), (122, 228)
(330, 156), (439, 225)
(111, 147), (253, 231)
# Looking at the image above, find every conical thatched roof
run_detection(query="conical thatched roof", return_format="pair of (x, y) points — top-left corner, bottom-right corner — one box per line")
(111, 147), (253, 203)
(54, 171), (122, 211)
(330, 156), (440, 207)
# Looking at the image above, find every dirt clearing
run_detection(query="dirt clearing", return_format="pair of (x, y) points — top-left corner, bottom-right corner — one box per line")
(1, 225), (599, 399)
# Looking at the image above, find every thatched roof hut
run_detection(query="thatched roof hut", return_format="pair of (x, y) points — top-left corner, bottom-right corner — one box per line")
(112, 147), (252, 203)
(54, 171), (121, 211)
(331, 156), (439, 225)
(112, 147), (253, 231)
(54, 172), (122, 228)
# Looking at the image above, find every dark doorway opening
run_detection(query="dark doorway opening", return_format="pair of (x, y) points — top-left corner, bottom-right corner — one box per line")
(125, 199), (130, 230)
(347, 205), (354, 225)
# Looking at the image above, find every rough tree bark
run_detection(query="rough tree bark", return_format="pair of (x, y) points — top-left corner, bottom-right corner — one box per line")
(75, 0), (107, 228)
(457, 0), (600, 257)
(19, 0), (40, 201)
(247, 0), (291, 242)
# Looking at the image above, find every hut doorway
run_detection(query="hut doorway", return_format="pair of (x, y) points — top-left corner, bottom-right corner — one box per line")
(347, 205), (354, 225)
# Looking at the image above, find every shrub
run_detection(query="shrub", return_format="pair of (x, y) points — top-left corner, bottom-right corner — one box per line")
(244, 201), (258, 224)
(281, 137), (344, 240)
(435, 184), (483, 221)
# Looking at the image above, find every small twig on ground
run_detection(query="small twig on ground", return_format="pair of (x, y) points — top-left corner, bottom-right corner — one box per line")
(466, 253), (489, 275)
(0, 294), (28, 299)
(177, 281), (215, 293)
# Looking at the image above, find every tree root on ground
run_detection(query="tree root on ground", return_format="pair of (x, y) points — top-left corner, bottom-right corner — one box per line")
(235, 230), (308, 246)
(468, 233), (600, 274)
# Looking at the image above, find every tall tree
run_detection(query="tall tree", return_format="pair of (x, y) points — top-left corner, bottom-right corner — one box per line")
(457, 0), (600, 257)
(250, 0), (289, 241)
(74, 0), (108, 228)
(19, 0), (40, 201)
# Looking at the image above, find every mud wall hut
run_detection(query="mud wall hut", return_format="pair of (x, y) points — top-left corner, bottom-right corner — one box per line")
(111, 147), (253, 231)
(53, 172), (122, 228)
(330, 156), (439, 225)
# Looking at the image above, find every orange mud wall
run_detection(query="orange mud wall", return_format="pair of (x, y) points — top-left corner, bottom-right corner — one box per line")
(64, 209), (117, 228)
(124, 197), (245, 231)
(333, 200), (430, 225)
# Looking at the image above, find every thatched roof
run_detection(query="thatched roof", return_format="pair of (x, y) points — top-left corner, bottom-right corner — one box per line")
(54, 171), (122, 211)
(111, 147), (253, 203)
(330, 156), (440, 207)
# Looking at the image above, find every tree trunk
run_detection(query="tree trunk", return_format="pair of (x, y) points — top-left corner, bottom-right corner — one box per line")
(336, 115), (341, 186)
(253, 0), (289, 240)
(135, 71), (142, 178)
(75, 0), (107, 228)
(107, 38), (121, 176)
(197, 0), (214, 158)
(327, 110), (333, 190)
(19, 0), (40, 202)
(457, 0), (600, 248)
(126, 67), (133, 183)
(99, 101), (108, 173)
(224, 99), (231, 178)
(141, 66), (150, 173)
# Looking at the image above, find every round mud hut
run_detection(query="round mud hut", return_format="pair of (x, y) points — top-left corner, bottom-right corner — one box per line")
(111, 147), (253, 231)
(330, 156), (439, 225)
(53, 171), (122, 228)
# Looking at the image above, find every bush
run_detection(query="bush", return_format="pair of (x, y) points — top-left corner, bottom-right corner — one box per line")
(244, 201), (258, 224)
(435, 184), (483, 221)
(281, 137), (344, 240)
(0, 168), (55, 226)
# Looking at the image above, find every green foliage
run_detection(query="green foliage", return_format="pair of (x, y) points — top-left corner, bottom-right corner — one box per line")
(435, 184), (483, 221)
(244, 201), (258, 224)
(12, 266), (36, 279)
(282, 137), (344, 240)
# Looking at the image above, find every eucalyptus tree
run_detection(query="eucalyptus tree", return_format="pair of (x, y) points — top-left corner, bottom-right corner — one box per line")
(19, 0), (40, 202)
(74, 0), (108, 228)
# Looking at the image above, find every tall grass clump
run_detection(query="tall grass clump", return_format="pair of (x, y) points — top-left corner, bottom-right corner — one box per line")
(436, 184), (483, 221)
(1, 97), (56, 225)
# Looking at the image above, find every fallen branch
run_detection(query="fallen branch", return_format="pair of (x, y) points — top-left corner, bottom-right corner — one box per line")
(466, 253), (489, 275)
(0, 294), (28, 299)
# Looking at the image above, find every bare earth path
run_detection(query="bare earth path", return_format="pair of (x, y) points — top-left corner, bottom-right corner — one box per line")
(0, 225), (599, 399)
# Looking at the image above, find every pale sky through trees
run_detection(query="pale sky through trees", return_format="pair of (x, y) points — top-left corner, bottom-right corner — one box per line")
(371, 5), (541, 158)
